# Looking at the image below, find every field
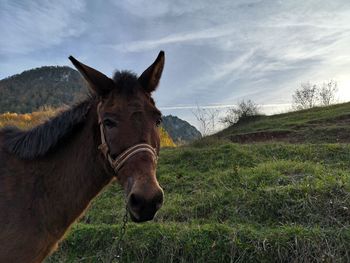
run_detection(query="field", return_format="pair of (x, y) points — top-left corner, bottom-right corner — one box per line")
(45, 103), (350, 262)
(1, 105), (349, 262)
(45, 142), (350, 262)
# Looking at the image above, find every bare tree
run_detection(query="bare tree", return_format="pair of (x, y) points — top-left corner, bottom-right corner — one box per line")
(292, 82), (318, 110)
(220, 107), (237, 126)
(292, 80), (338, 110)
(319, 80), (338, 106)
(192, 106), (220, 136)
(220, 100), (260, 126)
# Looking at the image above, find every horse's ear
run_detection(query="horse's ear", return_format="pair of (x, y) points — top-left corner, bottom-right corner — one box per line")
(138, 51), (165, 93)
(69, 56), (114, 95)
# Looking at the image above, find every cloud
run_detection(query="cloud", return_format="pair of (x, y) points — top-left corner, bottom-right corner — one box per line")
(0, 0), (86, 55)
(109, 24), (236, 52)
(2, 0), (350, 128)
(114, 0), (232, 18)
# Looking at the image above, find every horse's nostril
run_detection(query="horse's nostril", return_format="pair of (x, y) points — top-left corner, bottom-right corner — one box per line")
(129, 193), (145, 210)
(128, 190), (164, 222)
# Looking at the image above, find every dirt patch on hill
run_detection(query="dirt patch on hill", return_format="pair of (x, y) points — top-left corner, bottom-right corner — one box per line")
(306, 114), (350, 127)
(226, 130), (292, 143)
(225, 127), (350, 144)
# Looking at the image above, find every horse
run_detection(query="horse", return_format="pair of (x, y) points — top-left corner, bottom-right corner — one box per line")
(0, 51), (165, 263)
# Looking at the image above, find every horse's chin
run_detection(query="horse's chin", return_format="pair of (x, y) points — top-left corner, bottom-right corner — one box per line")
(128, 210), (155, 223)
(129, 213), (142, 223)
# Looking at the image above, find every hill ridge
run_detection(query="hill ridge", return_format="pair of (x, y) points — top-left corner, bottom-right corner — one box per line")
(214, 101), (350, 143)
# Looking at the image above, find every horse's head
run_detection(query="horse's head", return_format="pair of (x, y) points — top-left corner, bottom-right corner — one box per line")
(69, 52), (165, 222)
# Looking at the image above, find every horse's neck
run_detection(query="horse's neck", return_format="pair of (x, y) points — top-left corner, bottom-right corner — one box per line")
(38, 108), (113, 237)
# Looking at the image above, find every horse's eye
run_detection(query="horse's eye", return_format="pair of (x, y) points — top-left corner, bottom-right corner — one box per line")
(103, 118), (117, 128)
(156, 118), (162, 127)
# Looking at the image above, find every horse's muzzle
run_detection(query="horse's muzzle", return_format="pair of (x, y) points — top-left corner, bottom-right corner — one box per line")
(127, 188), (163, 222)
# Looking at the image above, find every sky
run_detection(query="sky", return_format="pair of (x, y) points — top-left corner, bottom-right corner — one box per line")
(1, 0), (350, 130)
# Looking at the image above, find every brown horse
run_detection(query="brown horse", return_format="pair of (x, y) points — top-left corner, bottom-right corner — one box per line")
(0, 51), (165, 262)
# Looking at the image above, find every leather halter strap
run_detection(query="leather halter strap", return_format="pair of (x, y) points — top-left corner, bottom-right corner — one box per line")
(97, 102), (158, 174)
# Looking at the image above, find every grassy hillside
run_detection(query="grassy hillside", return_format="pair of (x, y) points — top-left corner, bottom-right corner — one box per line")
(0, 109), (56, 129)
(46, 142), (350, 262)
(215, 102), (350, 143)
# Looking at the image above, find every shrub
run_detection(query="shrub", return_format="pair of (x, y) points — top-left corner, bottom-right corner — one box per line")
(221, 100), (260, 126)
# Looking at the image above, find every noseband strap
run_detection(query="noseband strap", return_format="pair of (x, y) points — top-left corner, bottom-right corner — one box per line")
(97, 102), (158, 174)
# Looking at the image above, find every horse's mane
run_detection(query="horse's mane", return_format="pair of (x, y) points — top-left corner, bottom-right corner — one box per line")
(2, 99), (92, 160)
(1, 71), (141, 160)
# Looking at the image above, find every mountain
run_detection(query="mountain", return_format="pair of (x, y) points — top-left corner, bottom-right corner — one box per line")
(0, 66), (87, 113)
(0, 66), (201, 143)
(162, 115), (202, 143)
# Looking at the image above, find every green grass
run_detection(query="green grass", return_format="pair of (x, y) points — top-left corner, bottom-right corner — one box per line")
(46, 142), (350, 262)
(215, 102), (350, 143)
(47, 223), (350, 263)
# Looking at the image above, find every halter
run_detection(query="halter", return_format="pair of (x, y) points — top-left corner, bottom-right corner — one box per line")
(97, 102), (158, 174)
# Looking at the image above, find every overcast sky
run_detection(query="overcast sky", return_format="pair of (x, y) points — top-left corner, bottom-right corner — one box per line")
(1, 0), (350, 129)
